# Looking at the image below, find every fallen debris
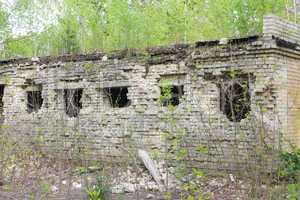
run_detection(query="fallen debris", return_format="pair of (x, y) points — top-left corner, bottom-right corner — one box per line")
(138, 149), (164, 192)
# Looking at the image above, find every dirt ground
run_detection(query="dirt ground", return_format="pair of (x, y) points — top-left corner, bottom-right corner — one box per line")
(0, 155), (291, 200)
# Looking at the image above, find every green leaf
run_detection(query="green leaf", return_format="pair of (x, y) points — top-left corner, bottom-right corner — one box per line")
(192, 168), (204, 178)
(195, 145), (208, 154)
(187, 195), (195, 200)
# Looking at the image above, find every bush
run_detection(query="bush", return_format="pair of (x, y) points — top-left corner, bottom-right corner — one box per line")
(279, 147), (300, 182)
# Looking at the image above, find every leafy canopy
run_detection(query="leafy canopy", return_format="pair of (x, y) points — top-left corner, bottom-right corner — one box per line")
(0, 0), (291, 59)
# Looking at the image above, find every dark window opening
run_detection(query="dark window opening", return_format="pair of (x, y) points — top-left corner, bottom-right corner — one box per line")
(27, 90), (43, 113)
(0, 85), (4, 119)
(64, 89), (83, 117)
(104, 87), (130, 108)
(160, 85), (184, 106)
(220, 77), (251, 122)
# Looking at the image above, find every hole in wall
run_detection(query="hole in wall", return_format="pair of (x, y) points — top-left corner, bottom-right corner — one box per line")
(158, 74), (186, 107)
(219, 74), (251, 122)
(104, 87), (131, 108)
(64, 89), (83, 117)
(160, 85), (184, 106)
(27, 86), (43, 113)
(0, 85), (4, 121)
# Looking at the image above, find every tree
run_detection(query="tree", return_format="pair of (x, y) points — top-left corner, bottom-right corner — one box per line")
(200, 0), (289, 39)
(0, 0), (293, 59)
(0, 2), (9, 58)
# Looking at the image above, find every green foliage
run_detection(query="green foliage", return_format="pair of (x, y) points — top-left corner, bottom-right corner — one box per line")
(0, 0), (292, 59)
(279, 147), (300, 182)
(200, 0), (288, 39)
(0, 133), (18, 177)
(39, 180), (51, 195)
(160, 83), (209, 199)
(287, 184), (300, 200)
(195, 145), (209, 154)
(87, 184), (106, 200)
(0, 3), (9, 40)
(86, 175), (110, 200)
(159, 83), (172, 107)
(0, 3), (9, 58)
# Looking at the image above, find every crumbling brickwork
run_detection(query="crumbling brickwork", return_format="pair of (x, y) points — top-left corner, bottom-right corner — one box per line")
(0, 15), (299, 170)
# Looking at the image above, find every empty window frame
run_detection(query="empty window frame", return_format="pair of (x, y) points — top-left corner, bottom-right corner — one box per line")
(219, 75), (251, 122)
(104, 87), (130, 108)
(160, 85), (184, 106)
(27, 86), (43, 113)
(64, 89), (83, 117)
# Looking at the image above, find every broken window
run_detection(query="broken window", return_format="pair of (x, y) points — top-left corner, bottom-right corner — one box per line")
(219, 74), (251, 122)
(27, 85), (43, 113)
(104, 87), (130, 108)
(64, 89), (83, 117)
(160, 85), (184, 107)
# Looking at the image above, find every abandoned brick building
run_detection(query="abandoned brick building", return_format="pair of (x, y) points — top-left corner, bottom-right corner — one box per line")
(0, 15), (299, 170)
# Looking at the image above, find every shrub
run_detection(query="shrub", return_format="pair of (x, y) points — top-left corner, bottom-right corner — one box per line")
(279, 147), (300, 182)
